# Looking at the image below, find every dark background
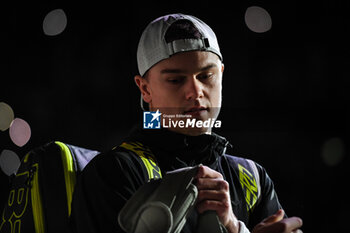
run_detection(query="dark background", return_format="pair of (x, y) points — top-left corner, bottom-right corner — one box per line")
(1, 1), (349, 232)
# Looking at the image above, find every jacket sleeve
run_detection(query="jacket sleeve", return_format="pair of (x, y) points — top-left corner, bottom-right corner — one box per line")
(247, 162), (285, 229)
(69, 150), (147, 233)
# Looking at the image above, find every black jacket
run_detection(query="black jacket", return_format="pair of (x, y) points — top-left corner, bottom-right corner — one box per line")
(70, 127), (283, 233)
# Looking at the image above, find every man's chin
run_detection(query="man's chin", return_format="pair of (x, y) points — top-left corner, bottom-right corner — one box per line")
(167, 126), (211, 136)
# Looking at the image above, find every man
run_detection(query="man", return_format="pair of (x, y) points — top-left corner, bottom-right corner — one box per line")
(70, 13), (302, 233)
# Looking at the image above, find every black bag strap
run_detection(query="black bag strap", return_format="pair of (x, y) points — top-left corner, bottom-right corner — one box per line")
(118, 141), (162, 180)
(36, 142), (69, 233)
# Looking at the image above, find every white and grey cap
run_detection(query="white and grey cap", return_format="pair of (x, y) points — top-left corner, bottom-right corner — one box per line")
(137, 13), (223, 76)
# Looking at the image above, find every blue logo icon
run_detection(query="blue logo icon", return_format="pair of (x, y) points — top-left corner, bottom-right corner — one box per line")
(143, 110), (161, 129)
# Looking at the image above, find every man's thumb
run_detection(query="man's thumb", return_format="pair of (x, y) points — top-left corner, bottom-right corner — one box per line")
(262, 209), (284, 224)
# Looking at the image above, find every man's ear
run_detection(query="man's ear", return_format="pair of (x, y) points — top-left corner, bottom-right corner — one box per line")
(134, 75), (152, 103)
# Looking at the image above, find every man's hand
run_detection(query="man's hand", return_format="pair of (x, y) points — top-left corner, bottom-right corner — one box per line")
(195, 165), (240, 233)
(252, 209), (303, 233)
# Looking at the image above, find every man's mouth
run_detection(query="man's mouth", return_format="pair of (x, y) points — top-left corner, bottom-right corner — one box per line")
(184, 107), (208, 116)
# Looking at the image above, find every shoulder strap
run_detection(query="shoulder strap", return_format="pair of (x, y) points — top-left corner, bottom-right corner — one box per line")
(54, 141), (99, 216)
(54, 141), (76, 217)
(38, 142), (70, 233)
(118, 141), (162, 180)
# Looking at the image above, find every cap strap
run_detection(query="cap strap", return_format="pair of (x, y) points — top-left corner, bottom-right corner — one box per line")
(167, 38), (210, 56)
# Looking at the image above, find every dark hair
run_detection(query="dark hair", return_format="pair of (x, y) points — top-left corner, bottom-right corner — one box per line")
(164, 19), (202, 43)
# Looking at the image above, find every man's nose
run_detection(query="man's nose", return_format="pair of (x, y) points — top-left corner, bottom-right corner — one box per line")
(185, 77), (204, 100)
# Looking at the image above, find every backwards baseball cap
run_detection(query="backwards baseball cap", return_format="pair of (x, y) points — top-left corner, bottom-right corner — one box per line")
(137, 13), (223, 76)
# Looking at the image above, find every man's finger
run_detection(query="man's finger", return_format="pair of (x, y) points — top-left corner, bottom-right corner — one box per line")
(196, 200), (226, 215)
(196, 177), (229, 191)
(197, 189), (229, 203)
(196, 165), (223, 179)
(280, 217), (303, 232)
(265, 216), (303, 233)
(261, 209), (284, 224)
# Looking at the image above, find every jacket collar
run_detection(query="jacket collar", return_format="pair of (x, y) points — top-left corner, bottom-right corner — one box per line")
(125, 126), (231, 170)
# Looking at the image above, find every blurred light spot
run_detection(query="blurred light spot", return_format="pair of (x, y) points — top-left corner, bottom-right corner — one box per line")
(43, 9), (67, 36)
(0, 102), (14, 131)
(321, 137), (345, 166)
(9, 118), (31, 147)
(0, 150), (20, 176)
(245, 6), (272, 33)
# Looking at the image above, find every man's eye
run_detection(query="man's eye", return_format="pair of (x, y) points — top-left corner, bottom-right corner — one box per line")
(167, 77), (184, 84)
(168, 79), (179, 83)
(198, 73), (213, 80)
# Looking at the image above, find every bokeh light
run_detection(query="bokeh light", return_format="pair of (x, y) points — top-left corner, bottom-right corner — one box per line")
(9, 118), (31, 147)
(43, 9), (67, 36)
(321, 137), (345, 166)
(0, 150), (21, 176)
(0, 102), (14, 131)
(245, 6), (272, 33)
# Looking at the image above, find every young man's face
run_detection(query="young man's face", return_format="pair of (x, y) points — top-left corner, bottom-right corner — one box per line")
(135, 51), (224, 135)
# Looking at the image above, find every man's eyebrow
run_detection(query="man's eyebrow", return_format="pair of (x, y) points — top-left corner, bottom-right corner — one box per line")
(200, 63), (217, 71)
(160, 63), (218, 74)
(160, 68), (185, 74)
